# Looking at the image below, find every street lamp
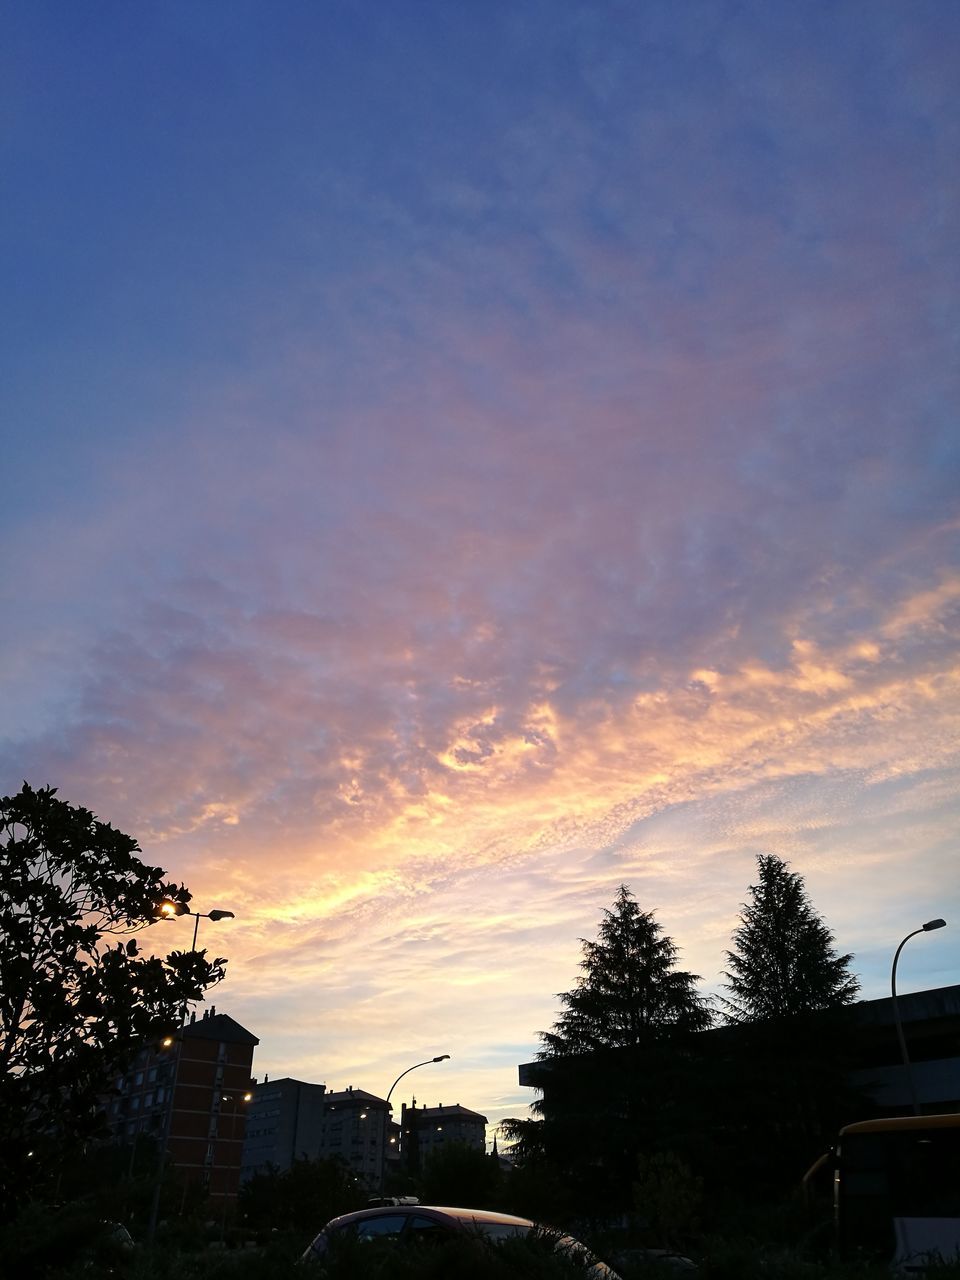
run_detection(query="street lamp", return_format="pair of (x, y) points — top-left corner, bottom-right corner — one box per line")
(380, 1055), (450, 1194)
(384, 1055), (451, 1110)
(891, 919), (947, 1115)
(147, 903), (236, 1244)
(159, 900), (236, 950)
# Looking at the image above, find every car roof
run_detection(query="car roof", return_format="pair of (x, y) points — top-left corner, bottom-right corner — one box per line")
(325, 1204), (535, 1230)
(840, 1113), (960, 1136)
(423, 1207), (535, 1227)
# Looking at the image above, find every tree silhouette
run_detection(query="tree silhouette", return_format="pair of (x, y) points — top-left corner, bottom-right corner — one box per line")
(0, 782), (225, 1219)
(419, 1142), (502, 1210)
(722, 854), (859, 1023)
(541, 884), (712, 1057)
(240, 1156), (365, 1234)
(520, 887), (711, 1217)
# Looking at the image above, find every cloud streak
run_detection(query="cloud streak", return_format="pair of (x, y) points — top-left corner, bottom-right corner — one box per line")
(2, 0), (958, 1127)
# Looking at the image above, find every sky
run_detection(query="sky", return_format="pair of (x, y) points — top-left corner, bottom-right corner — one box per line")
(1, 0), (958, 1139)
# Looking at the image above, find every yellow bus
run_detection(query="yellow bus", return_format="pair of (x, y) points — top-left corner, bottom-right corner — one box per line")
(833, 1114), (960, 1270)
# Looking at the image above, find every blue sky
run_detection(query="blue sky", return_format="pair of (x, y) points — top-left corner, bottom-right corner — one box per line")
(2, 0), (958, 1132)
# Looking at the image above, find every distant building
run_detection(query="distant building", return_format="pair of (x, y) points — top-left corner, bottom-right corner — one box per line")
(106, 1008), (258, 1212)
(400, 1101), (488, 1173)
(240, 1077), (327, 1182)
(319, 1087), (392, 1187)
(239, 1078), (400, 1188)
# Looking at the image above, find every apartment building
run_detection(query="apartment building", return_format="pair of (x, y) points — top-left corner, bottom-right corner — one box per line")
(318, 1087), (393, 1187)
(400, 1101), (488, 1173)
(106, 1008), (258, 1210)
(241, 1077), (327, 1181)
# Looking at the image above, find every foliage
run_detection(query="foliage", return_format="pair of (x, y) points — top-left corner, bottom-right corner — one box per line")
(419, 1141), (503, 1209)
(239, 1156), (366, 1235)
(0, 782), (225, 1219)
(540, 885), (713, 1057)
(632, 1151), (703, 1248)
(722, 855), (859, 1023)
(497, 1149), (579, 1225)
(0, 1199), (138, 1278)
(314, 1228), (610, 1278)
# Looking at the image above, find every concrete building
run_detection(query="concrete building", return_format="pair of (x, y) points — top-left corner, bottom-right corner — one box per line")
(518, 983), (960, 1120)
(240, 1077), (327, 1182)
(318, 1087), (392, 1188)
(239, 1078), (400, 1189)
(846, 983), (960, 1115)
(107, 1008), (258, 1212)
(400, 1101), (488, 1173)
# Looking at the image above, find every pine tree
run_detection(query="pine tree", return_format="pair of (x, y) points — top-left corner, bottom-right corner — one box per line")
(540, 885), (712, 1057)
(524, 887), (711, 1217)
(722, 854), (859, 1023)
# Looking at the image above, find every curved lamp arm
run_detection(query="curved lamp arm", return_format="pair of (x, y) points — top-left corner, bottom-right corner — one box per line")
(385, 1055), (450, 1109)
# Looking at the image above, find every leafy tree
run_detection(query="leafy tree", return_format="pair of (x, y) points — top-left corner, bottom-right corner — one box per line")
(0, 782), (225, 1219)
(541, 885), (712, 1056)
(632, 1150), (702, 1249)
(239, 1156), (365, 1234)
(722, 854), (860, 1023)
(419, 1142), (502, 1210)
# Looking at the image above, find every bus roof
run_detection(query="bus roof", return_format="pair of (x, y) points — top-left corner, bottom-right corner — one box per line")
(840, 1113), (960, 1136)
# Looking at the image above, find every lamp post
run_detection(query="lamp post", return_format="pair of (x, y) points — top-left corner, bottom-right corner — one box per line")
(380, 1055), (450, 1194)
(384, 1055), (451, 1110)
(146, 902), (236, 1245)
(158, 900), (236, 950)
(891, 918), (947, 1115)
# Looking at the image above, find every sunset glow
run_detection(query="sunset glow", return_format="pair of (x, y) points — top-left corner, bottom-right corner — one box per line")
(2, 1), (958, 1135)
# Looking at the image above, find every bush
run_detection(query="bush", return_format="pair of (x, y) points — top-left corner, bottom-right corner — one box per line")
(314, 1228), (605, 1277)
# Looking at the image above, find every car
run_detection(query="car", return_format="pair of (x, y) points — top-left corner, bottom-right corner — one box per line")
(300, 1203), (622, 1276)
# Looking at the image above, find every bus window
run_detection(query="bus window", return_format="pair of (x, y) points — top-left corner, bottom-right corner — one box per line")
(835, 1115), (960, 1270)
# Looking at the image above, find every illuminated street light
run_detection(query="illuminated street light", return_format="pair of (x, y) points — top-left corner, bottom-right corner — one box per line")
(159, 900), (236, 951)
(891, 918), (947, 1115)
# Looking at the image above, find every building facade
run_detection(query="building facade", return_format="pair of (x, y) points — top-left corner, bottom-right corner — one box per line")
(240, 1081), (397, 1189)
(400, 1101), (488, 1172)
(241, 1077), (327, 1181)
(847, 983), (960, 1115)
(318, 1087), (392, 1187)
(106, 1008), (258, 1211)
(518, 983), (960, 1119)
